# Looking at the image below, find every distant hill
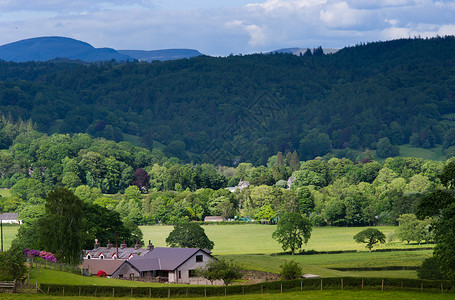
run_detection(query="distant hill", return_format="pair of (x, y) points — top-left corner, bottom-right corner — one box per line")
(0, 36), (454, 165)
(270, 47), (339, 55)
(0, 36), (133, 62)
(118, 49), (203, 62)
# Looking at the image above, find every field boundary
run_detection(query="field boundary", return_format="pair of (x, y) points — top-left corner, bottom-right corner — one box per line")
(39, 277), (454, 297)
(271, 247), (433, 256)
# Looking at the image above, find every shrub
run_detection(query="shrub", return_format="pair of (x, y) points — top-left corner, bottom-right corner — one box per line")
(417, 257), (445, 280)
(280, 260), (302, 280)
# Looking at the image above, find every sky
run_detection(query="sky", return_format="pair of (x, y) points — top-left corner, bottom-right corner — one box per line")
(0, 0), (454, 56)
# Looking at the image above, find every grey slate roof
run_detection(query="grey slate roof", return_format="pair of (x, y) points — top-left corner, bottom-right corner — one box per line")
(0, 213), (18, 220)
(127, 257), (161, 272)
(143, 247), (211, 270)
(84, 246), (151, 259)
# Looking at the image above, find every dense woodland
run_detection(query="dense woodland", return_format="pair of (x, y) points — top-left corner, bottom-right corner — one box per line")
(0, 37), (454, 165)
(0, 116), (448, 233)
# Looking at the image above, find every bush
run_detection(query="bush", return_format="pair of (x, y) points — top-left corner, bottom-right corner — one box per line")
(280, 260), (302, 280)
(417, 257), (445, 280)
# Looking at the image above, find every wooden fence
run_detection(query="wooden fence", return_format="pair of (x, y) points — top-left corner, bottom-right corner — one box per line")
(40, 277), (454, 297)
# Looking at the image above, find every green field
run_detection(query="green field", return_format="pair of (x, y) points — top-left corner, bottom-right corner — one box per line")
(141, 225), (431, 255)
(3, 224), (432, 288)
(1, 224), (19, 250)
(0, 188), (11, 197)
(1, 290), (451, 300)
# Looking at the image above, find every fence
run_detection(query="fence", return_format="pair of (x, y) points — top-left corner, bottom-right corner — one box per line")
(28, 260), (81, 275)
(40, 277), (454, 297)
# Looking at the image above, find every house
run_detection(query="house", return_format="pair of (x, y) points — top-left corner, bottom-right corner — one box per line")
(81, 259), (124, 277)
(111, 247), (214, 284)
(0, 213), (22, 224)
(204, 216), (223, 222)
(226, 180), (250, 192)
(286, 176), (296, 189)
(83, 240), (153, 260)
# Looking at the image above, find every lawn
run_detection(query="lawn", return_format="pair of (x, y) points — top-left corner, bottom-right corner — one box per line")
(1, 224), (19, 250)
(140, 225), (431, 255)
(28, 268), (187, 287)
(0, 188), (11, 197)
(1, 290), (451, 300)
(222, 250), (431, 278)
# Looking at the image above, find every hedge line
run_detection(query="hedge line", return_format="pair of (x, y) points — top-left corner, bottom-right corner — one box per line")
(40, 277), (455, 297)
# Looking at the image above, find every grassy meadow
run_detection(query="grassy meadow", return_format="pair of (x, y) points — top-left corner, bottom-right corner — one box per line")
(1, 290), (451, 300)
(1, 224), (19, 250)
(140, 225), (431, 255)
(3, 224), (432, 288)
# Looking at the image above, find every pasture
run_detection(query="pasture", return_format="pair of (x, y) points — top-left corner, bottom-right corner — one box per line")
(140, 225), (431, 255)
(0, 290), (450, 300)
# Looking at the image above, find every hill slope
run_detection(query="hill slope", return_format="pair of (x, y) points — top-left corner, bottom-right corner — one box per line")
(0, 37), (454, 165)
(0, 36), (133, 62)
(118, 49), (203, 62)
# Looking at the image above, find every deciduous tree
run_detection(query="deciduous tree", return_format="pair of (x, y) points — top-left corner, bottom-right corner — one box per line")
(272, 212), (312, 255)
(353, 228), (386, 252)
(166, 221), (214, 250)
(37, 188), (84, 265)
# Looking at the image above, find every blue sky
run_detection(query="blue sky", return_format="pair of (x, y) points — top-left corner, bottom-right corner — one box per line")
(0, 0), (454, 56)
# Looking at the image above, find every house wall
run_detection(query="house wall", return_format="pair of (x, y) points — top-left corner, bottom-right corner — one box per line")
(173, 250), (213, 284)
(111, 263), (140, 279)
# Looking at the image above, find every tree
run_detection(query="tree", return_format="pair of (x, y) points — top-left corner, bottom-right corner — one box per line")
(196, 258), (243, 286)
(166, 221), (214, 250)
(131, 168), (150, 193)
(376, 137), (399, 158)
(353, 228), (386, 252)
(0, 244), (27, 290)
(256, 204), (276, 223)
(396, 214), (431, 244)
(416, 160), (455, 280)
(272, 212), (312, 255)
(82, 203), (143, 249)
(280, 260), (302, 280)
(37, 188), (84, 265)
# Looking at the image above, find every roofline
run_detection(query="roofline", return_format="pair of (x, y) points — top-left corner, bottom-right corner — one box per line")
(173, 248), (214, 270)
(111, 260), (141, 275)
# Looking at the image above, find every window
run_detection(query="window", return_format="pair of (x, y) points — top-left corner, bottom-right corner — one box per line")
(196, 255), (203, 262)
(87, 255), (91, 259)
(178, 270), (181, 279)
(189, 270), (197, 277)
(119, 274), (123, 279)
(100, 255), (104, 260)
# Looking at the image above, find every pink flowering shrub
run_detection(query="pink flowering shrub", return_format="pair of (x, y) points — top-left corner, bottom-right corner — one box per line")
(39, 251), (57, 262)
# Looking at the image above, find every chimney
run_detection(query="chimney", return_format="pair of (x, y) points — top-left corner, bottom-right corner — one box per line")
(107, 240), (113, 249)
(134, 240), (141, 250)
(120, 240), (127, 250)
(147, 240), (155, 251)
(94, 238), (100, 249)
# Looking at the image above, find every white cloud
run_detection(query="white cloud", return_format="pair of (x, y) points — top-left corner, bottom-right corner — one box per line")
(320, 1), (368, 28)
(0, 0), (454, 55)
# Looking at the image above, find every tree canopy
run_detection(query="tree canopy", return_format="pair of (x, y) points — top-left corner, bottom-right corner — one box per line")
(353, 228), (386, 252)
(37, 187), (84, 265)
(272, 212), (312, 255)
(417, 161), (455, 280)
(165, 222), (214, 250)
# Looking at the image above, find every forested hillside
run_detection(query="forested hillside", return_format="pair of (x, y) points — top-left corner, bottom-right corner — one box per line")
(0, 36), (454, 165)
(0, 117), (448, 233)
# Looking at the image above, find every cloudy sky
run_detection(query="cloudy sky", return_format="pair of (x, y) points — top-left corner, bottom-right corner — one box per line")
(0, 0), (454, 55)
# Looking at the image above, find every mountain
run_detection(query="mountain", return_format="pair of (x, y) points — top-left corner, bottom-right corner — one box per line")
(117, 49), (203, 62)
(270, 47), (339, 55)
(0, 36), (133, 62)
